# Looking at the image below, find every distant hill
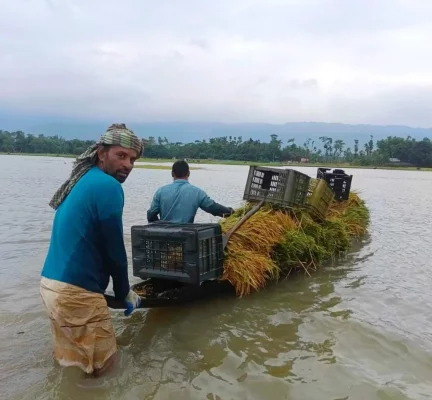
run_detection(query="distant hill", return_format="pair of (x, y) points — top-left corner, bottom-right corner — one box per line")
(1, 118), (432, 146)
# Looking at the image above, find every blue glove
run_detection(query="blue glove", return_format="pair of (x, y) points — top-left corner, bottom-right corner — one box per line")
(124, 290), (141, 316)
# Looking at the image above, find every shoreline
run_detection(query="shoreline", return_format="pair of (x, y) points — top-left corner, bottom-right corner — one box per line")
(1, 152), (430, 171)
(134, 164), (201, 170)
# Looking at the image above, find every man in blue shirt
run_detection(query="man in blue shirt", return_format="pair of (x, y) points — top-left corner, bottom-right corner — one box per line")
(147, 160), (234, 223)
(40, 123), (143, 378)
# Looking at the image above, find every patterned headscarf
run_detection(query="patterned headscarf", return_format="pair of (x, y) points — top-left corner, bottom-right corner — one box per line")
(49, 123), (144, 210)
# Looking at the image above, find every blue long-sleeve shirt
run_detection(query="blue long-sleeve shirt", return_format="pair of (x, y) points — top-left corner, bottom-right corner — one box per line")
(41, 166), (130, 300)
(147, 179), (232, 223)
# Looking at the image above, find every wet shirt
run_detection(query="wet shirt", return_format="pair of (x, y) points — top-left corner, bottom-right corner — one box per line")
(41, 166), (130, 300)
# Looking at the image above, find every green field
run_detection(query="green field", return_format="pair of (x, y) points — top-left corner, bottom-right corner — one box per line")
(1, 152), (431, 171)
(136, 158), (431, 171)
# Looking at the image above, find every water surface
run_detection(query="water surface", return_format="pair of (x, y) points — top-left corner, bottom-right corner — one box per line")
(1, 155), (431, 400)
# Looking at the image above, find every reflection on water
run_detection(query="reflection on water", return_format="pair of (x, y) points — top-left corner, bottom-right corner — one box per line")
(1, 155), (432, 400)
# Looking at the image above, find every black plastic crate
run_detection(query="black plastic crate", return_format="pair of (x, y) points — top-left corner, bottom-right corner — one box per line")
(317, 167), (331, 180)
(316, 168), (353, 201)
(131, 222), (224, 285)
(243, 166), (310, 208)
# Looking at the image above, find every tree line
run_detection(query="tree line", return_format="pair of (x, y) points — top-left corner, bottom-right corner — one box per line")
(1, 129), (432, 167)
(0, 130), (94, 155)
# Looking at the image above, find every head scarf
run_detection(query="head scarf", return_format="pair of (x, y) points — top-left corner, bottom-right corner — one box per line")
(49, 123), (144, 210)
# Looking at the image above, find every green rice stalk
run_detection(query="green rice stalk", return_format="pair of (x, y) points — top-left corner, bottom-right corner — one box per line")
(219, 190), (370, 296)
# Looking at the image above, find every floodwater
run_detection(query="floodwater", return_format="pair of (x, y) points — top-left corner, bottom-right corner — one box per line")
(1, 155), (432, 400)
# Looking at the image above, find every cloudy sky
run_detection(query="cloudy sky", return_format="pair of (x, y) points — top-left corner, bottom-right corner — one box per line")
(1, 0), (432, 127)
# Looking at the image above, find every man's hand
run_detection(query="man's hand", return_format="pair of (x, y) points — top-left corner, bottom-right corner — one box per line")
(124, 290), (141, 316)
(223, 207), (235, 218)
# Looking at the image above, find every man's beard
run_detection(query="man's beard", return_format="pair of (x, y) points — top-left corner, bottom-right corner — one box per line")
(113, 169), (129, 183)
(101, 164), (129, 183)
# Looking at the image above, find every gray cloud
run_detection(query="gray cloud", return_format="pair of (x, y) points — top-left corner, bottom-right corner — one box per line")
(189, 38), (211, 51)
(288, 79), (319, 90)
(1, 0), (432, 127)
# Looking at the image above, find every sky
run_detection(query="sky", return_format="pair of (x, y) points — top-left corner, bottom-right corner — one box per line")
(1, 0), (432, 127)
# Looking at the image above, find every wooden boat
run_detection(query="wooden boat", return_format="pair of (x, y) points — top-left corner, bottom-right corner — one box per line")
(104, 278), (235, 309)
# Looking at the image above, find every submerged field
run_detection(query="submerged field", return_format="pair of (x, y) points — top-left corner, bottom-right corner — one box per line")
(3, 155), (432, 399)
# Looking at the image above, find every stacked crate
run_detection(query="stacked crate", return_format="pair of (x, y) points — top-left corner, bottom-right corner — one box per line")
(306, 178), (335, 221)
(317, 168), (353, 201)
(243, 166), (310, 208)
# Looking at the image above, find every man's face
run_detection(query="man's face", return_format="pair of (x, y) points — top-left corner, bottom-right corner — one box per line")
(98, 145), (139, 183)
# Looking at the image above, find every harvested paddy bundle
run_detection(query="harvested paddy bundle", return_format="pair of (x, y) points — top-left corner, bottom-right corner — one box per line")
(220, 204), (296, 297)
(327, 191), (369, 237)
(219, 182), (369, 297)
